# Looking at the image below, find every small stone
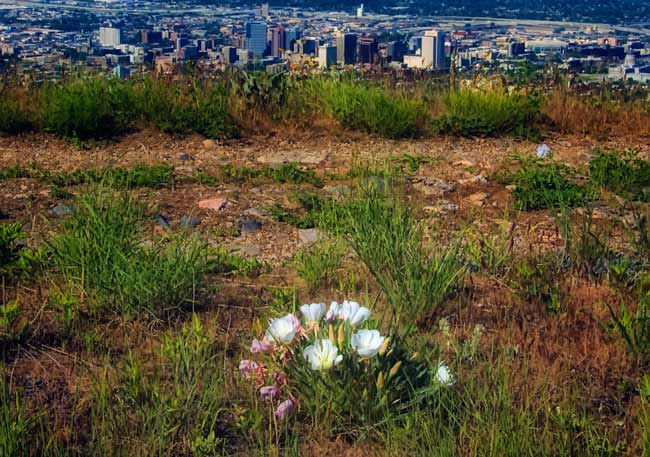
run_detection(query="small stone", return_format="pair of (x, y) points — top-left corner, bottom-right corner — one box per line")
(244, 207), (266, 218)
(240, 217), (262, 234)
(154, 213), (171, 230)
(453, 160), (475, 168)
(424, 202), (459, 214)
(202, 139), (217, 150)
(505, 185), (517, 191)
(412, 178), (455, 196)
(229, 244), (261, 257)
(298, 228), (321, 244)
(323, 184), (351, 198)
(180, 215), (201, 229)
(51, 204), (73, 217)
(467, 192), (489, 206)
(179, 153), (194, 161)
(198, 198), (229, 212)
(459, 175), (487, 185)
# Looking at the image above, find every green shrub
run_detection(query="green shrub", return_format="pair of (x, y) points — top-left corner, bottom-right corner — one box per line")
(433, 88), (539, 138)
(48, 164), (174, 188)
(589, 150), (650, 202)
(84, 316), (229, 455)
(324, 80), (427, 139)
(0, 166), (30, 181)
(49, 187), (207, 315)
(41, 77), (137, 140)
(323, 184), (465, 325)
(134, 77), (238, 140)
(505, 157), (594, 211)
(0, 98), (32, 135)
(294, 240), (345, 290)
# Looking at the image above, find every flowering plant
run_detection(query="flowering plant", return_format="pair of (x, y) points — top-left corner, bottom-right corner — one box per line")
(240, 300), (454, 430)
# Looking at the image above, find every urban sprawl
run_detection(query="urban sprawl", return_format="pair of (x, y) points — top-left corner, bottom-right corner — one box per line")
(1, 1), (649, 82)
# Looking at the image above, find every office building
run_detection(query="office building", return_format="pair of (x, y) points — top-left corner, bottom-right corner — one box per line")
(271, 26), (285, 57)
(421, 29), (445, 69)
(357, 35), (378, 64)
(99, 27), (121, 47)
(222, 46), (238, 64)
(285, 28), (301, 53)
(336, 32), (357, 65)
(357, 3), (364, 17)
(261, 3), (270, 18)
(246, 21), (268, 57)
(318, 45), (337, 68)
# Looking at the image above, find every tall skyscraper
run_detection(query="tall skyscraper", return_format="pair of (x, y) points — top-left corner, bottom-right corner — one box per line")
(99, 27), (121, 47)
(336, 32), (357, 66)
(246, 21), (268, 57)
(318, 45), (337, 69)
(357, 35), (378, 64)
(421, 29), (445, 69)
(261, 3), (270, 18)
(284, 28), (301, 53)
(356, 3), (364, 17)
(271, 26), (285, 56)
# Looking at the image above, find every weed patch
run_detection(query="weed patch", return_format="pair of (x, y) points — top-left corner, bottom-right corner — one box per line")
(433, 88), (539, 138)
(504, 157), (594, 210)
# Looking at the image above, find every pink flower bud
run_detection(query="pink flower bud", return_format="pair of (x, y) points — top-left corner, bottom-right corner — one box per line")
(239, 359), (259, 379)
(251, 338), (274, 354)
(259, 385), (280, 401)
(274, 398), (295, 420)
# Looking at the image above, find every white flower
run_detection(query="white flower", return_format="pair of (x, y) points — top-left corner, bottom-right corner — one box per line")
(536, 144), (551, 159)
(325, 301), (340, 321)
(435, 362), (455, 386)
(300, 303), (326, 324)
(350, 329), (386, 358)
(326, 300), (370, 326)
(265, 314), (300, 344)
(302, 339), (343, 371)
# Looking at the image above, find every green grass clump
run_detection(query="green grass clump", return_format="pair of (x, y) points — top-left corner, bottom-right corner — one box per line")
(221, 162), (323, 187)
(323, 183), (465, 325)
(83, 316), (229, 455)
(134, 77), (238, 140)
(506, 157), (594, 211)
(0, 98), (32, 135)
(208, 247), (268, 277)
(0, 166), (30, 181)
(48, 164), (174, 188)
(589, 150), (650, 202)
(294, 240), (345, 290)
(49, 187), (207, 316)
(433, 88), (539, 138)
(41, 77), (138, 141)
(324, 80), (427, 139)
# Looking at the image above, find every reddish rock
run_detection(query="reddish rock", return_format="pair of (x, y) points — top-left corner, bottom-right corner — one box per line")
(198, 198), (229, 211)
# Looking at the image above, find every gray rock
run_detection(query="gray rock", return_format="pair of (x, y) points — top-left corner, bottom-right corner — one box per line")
(298, 228), (321, 244)
(154, 213), (171, 230)
(179, 153), (194, 161)
(180, 215), (201, 229)
(240, 217), (262, 234)
(228, 244), (261, 257)
(51, 204), (73, 217)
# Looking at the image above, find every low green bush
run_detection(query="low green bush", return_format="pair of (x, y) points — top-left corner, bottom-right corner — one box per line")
(505, 157), (594, 211)
(134, 78), (238, 140)
(324, 80), (427, 139)
(322, 183), (465, 325)
(49, 187), (207, 316)
(41, 77), (138, 140)
(0, 98), (32, 135)
(589, 150), (650, 202)
(433, 88), (539, 138)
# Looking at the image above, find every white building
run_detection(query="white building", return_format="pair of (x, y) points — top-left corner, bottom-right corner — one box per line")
(99, 27), (121, 48)
(318, 45), (337, 69)
(421, 29), (445, 69)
